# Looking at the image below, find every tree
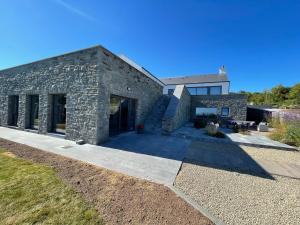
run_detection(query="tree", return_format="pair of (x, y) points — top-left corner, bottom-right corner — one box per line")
(270, 85), (290, 105)
(289, 83), (300, 105)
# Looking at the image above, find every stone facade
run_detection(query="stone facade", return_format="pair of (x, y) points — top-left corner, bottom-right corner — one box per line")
(162, 85), (191, 134)
(190, 94), (247, 121)
(0, 45), (162, 144)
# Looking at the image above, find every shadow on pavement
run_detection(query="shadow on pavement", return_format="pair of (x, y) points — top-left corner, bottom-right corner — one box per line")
(102, 132), (274, 180)
(184, 141), (275, 180)
(102, 132), (191, 161)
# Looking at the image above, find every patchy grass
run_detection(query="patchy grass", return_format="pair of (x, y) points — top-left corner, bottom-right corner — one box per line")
(0, 148), (103, 225)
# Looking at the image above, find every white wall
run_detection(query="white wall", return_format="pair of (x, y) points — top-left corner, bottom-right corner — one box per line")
(163, 82), (230, 95)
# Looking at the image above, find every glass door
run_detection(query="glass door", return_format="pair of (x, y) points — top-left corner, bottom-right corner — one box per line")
(51, 94), (66, 134)
(109, 95), (136, 136)
(29, 95), (39, 130)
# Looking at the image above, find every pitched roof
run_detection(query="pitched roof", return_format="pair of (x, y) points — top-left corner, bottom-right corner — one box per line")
(160, 74), (229, 85)
(118, 54), (165, 86)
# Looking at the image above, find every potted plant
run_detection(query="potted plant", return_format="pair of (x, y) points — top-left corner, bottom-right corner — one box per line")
(136, 124), (144, 134)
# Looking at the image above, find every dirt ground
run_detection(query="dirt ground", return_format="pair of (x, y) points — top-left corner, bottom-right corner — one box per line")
(0, 138), (213, 225)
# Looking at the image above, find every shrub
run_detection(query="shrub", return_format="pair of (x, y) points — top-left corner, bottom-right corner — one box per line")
(206, 131), (225, 138)
(269, 118), (300, 147)
(193, 116), (207, 129)
(232, 124), (239, 133)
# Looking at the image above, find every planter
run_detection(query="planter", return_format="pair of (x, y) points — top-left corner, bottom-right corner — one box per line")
(136, 124), (144, 134)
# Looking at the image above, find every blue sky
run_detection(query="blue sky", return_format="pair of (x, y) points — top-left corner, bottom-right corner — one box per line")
(0, 0), (299, 92)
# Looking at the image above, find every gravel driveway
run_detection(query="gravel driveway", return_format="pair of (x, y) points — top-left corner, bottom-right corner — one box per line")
(175, 142), (300, 225)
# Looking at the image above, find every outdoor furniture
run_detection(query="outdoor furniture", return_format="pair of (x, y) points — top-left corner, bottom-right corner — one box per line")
(257, 122), (269, 132)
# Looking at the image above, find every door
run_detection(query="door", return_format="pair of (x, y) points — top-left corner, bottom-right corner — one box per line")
(51, 94), (66, 134)
(8, 95), (19, 127)
(109, 95), (136, 136)
(29, 95), (39, 129)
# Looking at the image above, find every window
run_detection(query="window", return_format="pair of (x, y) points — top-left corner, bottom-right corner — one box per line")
(209, 86), (222, 95)
(221, 107), (230, 117)
(197, 87), (208, 95)
(187, 88), (197, 95)
(168, 89), (174, 95)
(196, 107), (217, 116)
(187, 86), (221, 95)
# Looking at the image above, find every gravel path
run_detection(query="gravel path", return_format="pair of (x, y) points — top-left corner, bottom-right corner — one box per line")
(175, 163), (300, 225)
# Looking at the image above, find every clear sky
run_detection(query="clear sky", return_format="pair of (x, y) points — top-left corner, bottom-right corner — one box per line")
(0, 0), (299, 92)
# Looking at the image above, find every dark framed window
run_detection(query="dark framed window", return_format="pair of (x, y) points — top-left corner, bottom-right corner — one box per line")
(187, 88), (197, 95)
(197, 87), (208, 95)
(221, 107), (230, 117)
(209, 86), (222, 95)
(187, 86), (222, 95)
(196, 107), (217, 115)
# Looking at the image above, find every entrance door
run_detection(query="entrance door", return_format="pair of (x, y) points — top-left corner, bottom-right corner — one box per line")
(109, 95), (136, 136)
(29, 95), (39, 130)
(51, 94), (66, 134)
(8, 95), (19, 127)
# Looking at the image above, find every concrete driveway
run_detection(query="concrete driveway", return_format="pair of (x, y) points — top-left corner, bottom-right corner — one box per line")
(0, 127), (190, 185)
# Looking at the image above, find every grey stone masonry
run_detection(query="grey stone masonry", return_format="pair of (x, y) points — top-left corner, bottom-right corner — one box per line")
(162, 85), (191, 134)
(191, 94), (247, 120)
(144, 95), (171, 133)
(0, 45), (162, 144)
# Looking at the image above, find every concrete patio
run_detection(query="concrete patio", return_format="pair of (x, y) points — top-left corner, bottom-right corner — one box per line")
(172, 123), (297, 150)
(0, 127), (190, 185)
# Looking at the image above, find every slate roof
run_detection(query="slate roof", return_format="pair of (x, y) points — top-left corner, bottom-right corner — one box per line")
(160, 74), (229, 85)
(118, 54), (165, 86)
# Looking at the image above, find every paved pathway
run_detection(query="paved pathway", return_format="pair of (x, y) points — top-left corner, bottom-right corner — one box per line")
(0, 127), (189, 185)
(172, 123), (296, 150)
(186, 141), (300, 179)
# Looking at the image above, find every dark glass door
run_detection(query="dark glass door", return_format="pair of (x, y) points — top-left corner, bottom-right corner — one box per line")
(8, 95), (19, 127)
(51, 94), (66, 134)
(109, 95), (136, 136)
(29, 95), (39, 130)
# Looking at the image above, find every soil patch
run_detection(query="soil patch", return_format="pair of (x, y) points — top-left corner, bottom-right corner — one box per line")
(0, 138), (213, 225)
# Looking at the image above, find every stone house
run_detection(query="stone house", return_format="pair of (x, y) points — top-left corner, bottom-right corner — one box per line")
(160, 66), (247, 125)
(0, 45), (247, 144)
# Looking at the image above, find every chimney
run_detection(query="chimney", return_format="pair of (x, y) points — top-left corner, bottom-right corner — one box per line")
(219, 65), (226, 75)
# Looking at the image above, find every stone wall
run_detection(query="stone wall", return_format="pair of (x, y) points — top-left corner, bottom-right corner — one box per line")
(191, 94), (247, 120)
(94, 47), (163, 143)
(0, 45), (163, 144)
(162, 85), (191, 134)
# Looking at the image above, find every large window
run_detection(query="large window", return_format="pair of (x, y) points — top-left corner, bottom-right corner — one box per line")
(187, 86), (222, 95)
(196, 107), (217, 116)
(197, 87), (208, 95)
(210, 86), (222, 95)
(187, 88), (197, 95)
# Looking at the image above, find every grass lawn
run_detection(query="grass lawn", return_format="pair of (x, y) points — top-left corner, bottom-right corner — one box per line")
(0, 148), (103, 225)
